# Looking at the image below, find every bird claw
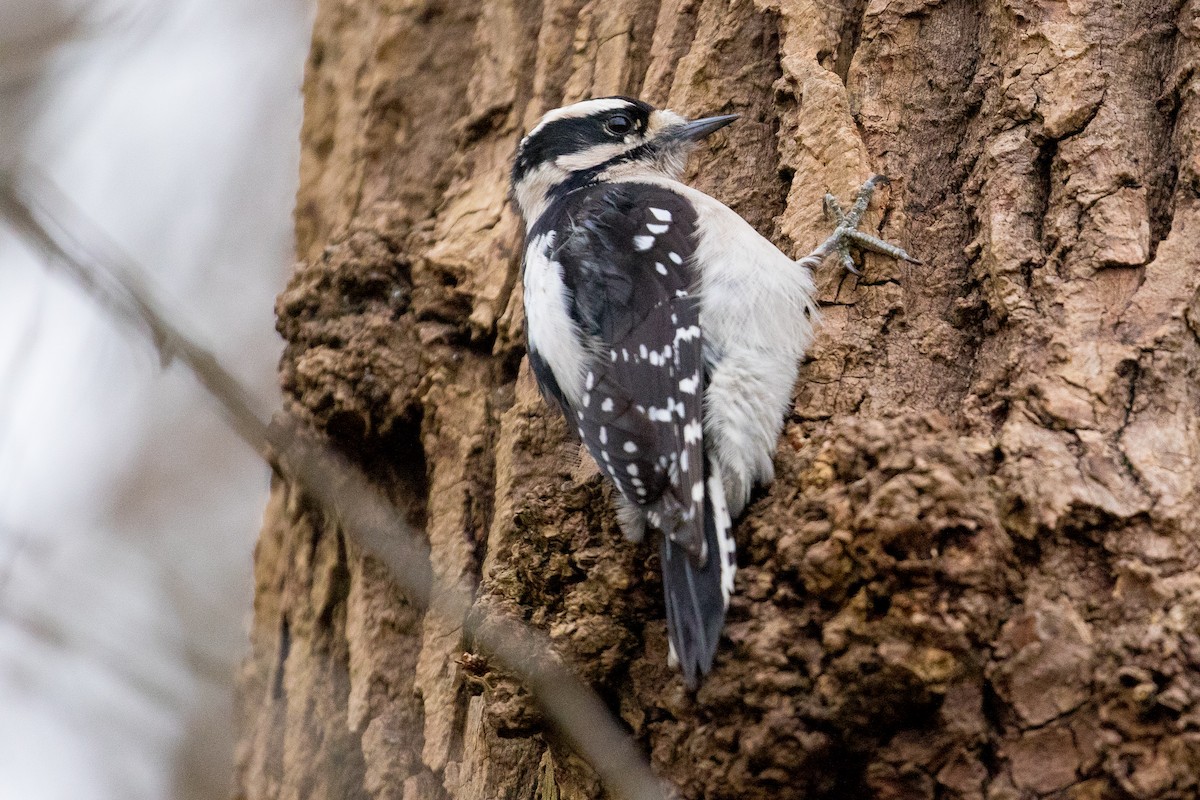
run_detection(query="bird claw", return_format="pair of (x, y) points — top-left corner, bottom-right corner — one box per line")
(802, 174), (920, 276)
(838, 241), (861, 276)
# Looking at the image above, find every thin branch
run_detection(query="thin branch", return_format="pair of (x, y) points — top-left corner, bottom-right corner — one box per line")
(0, 169), (669, 800)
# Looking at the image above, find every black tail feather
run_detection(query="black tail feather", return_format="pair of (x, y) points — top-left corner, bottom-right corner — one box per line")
(660, 467), (732, 688)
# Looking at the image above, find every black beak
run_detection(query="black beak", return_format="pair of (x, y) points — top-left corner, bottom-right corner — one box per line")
(675, 114), (739, 142)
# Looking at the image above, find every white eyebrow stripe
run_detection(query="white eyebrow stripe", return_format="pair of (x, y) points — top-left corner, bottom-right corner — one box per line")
(526, 99), (634, 137)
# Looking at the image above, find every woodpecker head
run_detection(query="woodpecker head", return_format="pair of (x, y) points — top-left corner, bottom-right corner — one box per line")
(511, 97), (738, 224)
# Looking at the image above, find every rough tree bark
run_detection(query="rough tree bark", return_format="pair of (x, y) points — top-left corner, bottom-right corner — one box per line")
(234, 0), (1200, 797)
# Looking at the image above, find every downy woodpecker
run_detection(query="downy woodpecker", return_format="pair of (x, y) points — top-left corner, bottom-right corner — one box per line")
(510, 97), (917, 687)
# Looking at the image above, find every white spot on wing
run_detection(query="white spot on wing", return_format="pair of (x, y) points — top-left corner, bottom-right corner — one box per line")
(668, 252), (683, 264)
(648, 407), (673, 422)
(650, 207), (673, 222)
(647, 223), (669, 234)
(656, 262), (668, 276)
(623, 441), (638, 453)
(674, 325), (701, 345)
(601, 397), (614, 412)
(634, 235), (655, 251)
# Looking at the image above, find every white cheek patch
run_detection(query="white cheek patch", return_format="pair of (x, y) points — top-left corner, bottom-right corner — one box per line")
(514, 162), (569, 225)
(556, 142), (634, 172)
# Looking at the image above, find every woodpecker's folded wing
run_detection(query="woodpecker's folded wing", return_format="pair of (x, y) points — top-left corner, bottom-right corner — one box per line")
(553, 182), (708, 560)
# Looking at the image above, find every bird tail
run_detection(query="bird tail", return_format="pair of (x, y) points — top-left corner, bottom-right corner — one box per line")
(660, 460), (736, 688)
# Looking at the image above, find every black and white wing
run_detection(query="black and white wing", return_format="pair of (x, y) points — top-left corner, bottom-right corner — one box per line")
(525, 182), (733, 685)
(555, 184), (706, 551)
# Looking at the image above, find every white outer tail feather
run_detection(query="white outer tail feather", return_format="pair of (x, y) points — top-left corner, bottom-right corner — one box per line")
(708, 462), (736, 608)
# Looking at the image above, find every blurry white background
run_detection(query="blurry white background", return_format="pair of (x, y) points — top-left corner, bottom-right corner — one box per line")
(0, 0), (311, 797)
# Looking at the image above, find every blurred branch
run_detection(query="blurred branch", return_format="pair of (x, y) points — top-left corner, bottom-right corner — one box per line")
(0, 170), (669, 800)
(0, 524), (35, 603)
(0, 1), (173, 83)
(0, 13), (84, 87)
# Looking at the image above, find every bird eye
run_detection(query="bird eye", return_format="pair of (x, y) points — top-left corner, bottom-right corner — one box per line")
(605, 113), (634, 135)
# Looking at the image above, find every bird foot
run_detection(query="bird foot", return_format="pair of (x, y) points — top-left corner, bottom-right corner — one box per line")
(798, 175), (921, 275)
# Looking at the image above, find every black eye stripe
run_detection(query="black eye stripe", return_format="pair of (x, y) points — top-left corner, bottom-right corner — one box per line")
(512, 98), (655, 185)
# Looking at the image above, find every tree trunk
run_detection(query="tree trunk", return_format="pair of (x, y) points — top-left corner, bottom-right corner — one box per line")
(234, 0), (1200, 797)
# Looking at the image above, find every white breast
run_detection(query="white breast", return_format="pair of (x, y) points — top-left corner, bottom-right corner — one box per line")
(523, 231), (590, 406)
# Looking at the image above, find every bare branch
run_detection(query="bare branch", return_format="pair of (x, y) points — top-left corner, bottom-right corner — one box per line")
(0, 169), (669, 800)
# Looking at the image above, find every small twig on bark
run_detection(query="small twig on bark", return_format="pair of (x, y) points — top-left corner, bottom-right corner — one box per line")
(0, 169), (669, 800)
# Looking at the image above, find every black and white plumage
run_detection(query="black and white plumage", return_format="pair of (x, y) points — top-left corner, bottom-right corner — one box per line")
(511, 96), (915, 686)
(525, 183), (731, 676)
(529, 185), (705, 547)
